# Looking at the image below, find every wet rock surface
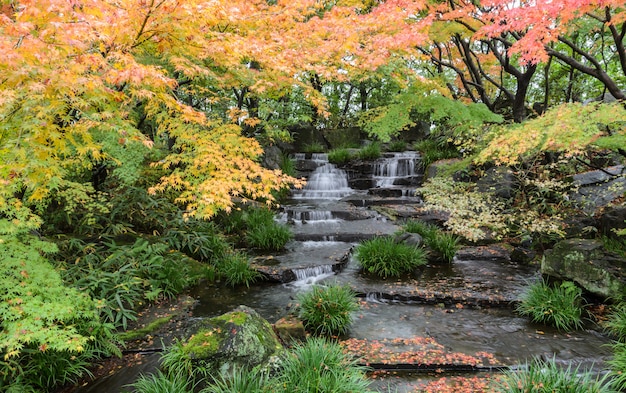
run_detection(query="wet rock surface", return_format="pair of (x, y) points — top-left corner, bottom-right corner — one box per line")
(542, 238), (626, 300)
(182, 305), (283, 374)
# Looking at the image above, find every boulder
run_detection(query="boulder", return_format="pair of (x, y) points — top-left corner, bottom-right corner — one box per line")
(425, 158), (463, 180)
(476, 167), (517, 200)
(570, 165), (626, 213)
(180, 305), (283, 374)
(542, 239), (626, 300)
(274, 315), (306, 344)
(393, 232), (424, 248)
(598, 205), (626, 238)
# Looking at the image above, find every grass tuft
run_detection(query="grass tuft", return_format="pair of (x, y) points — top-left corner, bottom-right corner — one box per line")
(494, 356), (614, 393)
(297, 284), (359, 336)
(516, 279), (584, 331)
(218, 251), (261, 287)
(327, 148), (353, 165)
(273, 337), (373, 393)
(355, 236), (427, 278)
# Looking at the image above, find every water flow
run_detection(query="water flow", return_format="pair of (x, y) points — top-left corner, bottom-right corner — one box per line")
(288, 265), (336, 289)
(373, 152), (420, 187)
(277, 210), (338, 224)
(293, 160), (353, 199)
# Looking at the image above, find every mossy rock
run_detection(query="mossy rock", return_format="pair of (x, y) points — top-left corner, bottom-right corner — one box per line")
(182, 305), (283, 374)
(542, 239), (626, 300)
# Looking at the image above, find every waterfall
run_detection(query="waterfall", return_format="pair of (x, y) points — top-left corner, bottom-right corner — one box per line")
(372, 152), (420, 187)
(293, 162), (353, 199)
(277, 210), (337, 224)
(293, 265), (334, 280)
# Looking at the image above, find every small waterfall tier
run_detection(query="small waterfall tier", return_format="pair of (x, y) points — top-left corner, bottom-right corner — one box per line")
(277, 209), (338, 224)
(293, 162), (354, 200)
(372, 151), (422, 187)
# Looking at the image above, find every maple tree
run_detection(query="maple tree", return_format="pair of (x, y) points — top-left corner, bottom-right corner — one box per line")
(1, 0), (626, 390)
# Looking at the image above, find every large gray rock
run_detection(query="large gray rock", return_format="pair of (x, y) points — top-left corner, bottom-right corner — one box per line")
(570, 165), (626, 213)
(476, 167), (517, 199)
(180, 305), (283, 374)
(542, 239), (626, 300)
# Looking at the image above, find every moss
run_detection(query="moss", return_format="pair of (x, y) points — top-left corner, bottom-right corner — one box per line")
(118, 315), (173, 341)
(215, 311), (248, 325)
(183, 327), (224, 358)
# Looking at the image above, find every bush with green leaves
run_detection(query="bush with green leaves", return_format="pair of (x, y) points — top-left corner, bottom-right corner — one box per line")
(413, 138), (459, 168)
(129, 370), (194, 393)
(297, 284), (359, 336)
(403, 220), (459, 263)
(387, 140), (407, 152)
(218, 251), (262, 287)
(163, 218), (230, 263)
(56, 237), (203, 330)
(327, 148), (353, 165)
(246, 222), (293, 251)
(602, 235), (626, 258)
(516, 280), (584, 331)
(606, 303), (626, 341)
(0, 235), (118, 392)
(201, 367), (270, 393)
(225, 207), (293, 251)
(357, 142), (381, 160)
(494, 356), (615, 393)
(608, 341), (626, 391)
(272, 337), (373, 393)
(302, 142), (326, 153)
(355, 236), (427, 278)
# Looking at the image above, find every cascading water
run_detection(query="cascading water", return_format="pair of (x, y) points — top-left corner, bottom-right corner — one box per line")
(372, 151), (421, 187)
(276, 210), (337, 224)
(292, 155), (353, 200)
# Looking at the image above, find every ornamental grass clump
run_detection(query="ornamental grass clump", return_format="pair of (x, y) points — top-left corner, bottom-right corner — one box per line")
(403, 220), (459, 263)
(327, 148), (353, 165)
(129, 370), (194, 393)
(606, 303), (626, 341)
(273, 337), (373, 393)
(355, 236), (427, 278)
(357, 142), (381, 160)
(218, 251), (261, 288)
(494, 356), (615, 393)
(516, 279), (584, 331)
(297, 284), (359, 336)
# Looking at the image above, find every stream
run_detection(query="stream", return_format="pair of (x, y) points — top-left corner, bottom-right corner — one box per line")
(76, 151), (613, 392)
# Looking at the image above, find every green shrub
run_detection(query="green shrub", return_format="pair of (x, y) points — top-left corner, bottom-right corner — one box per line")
(608, 342), (626, 390)
(355, 236), (427, 278)
(219, 207), (291, 250)
(426, 231), (460, 262)
(387, 140), (407, 152)
(218, 251), (262, 287)
(302, 142), (326, 153)
(272, 337), (373, 393)
(516, 280), (584, 331)
(404, 220), (460, 263)
(495, 356), (614, 393)
(129, 370), (193, 393)
(202, 367), (270, 393)
(357, 142), (381, 160)
(403, 220), (439, 239)
(327, 148), (353, 165)
(606, 303), (626, 341)
(602, 235), (626, 258)
(413, 139), (459, 168)
(163, 219), (230, 263)
(280, 153), (297, 177)
(160, 340), (204, 380)
(297, 284), (359, 336)
(246, 222), (292, 251)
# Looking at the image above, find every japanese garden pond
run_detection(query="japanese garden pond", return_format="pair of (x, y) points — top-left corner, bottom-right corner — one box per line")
(74, 152), (614, 392)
